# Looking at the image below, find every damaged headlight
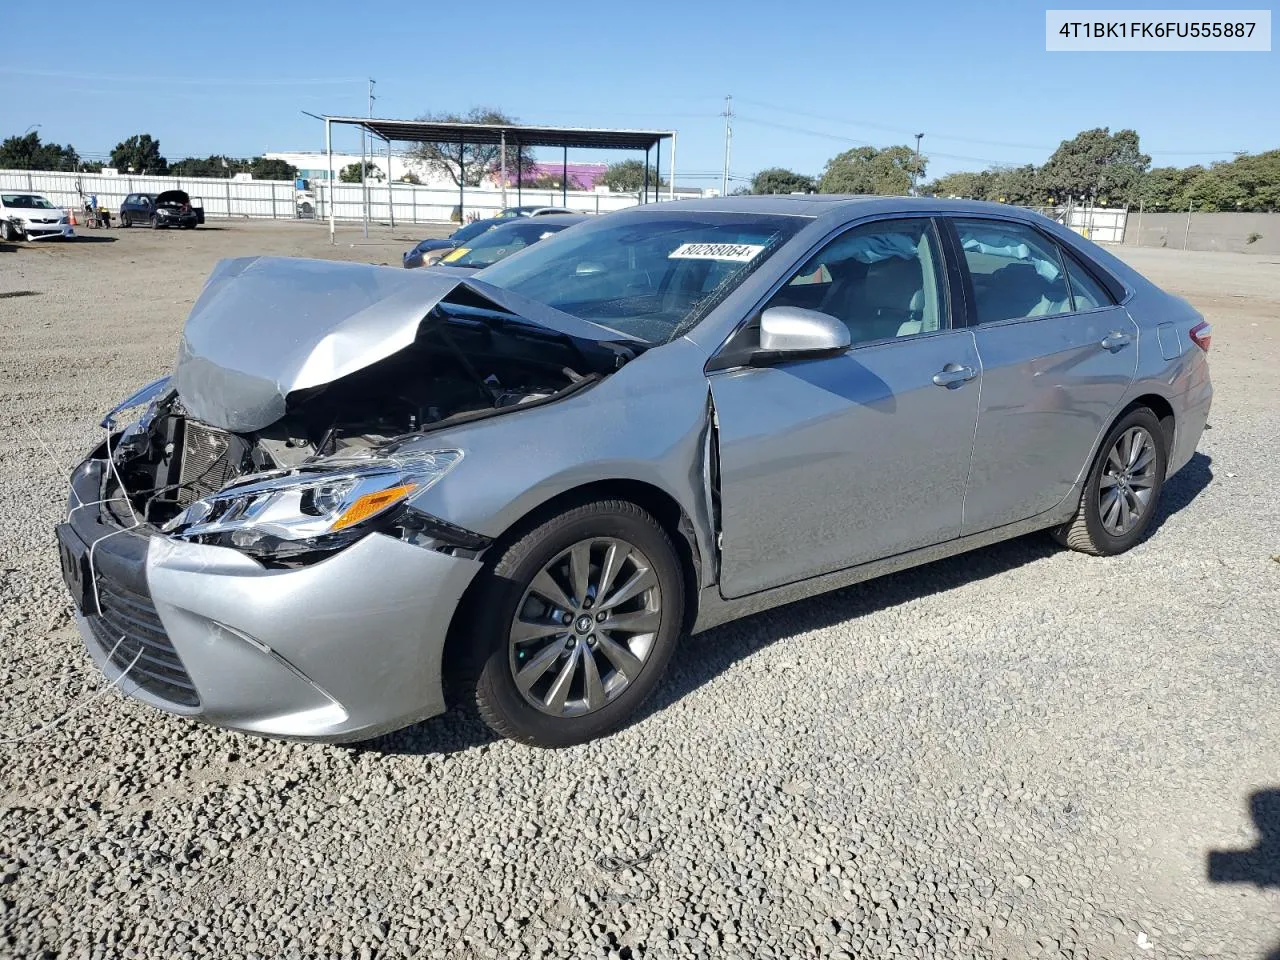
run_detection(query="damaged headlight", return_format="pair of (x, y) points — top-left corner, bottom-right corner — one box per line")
(162, 449), (463, 561)
(100, 376), (172, 428)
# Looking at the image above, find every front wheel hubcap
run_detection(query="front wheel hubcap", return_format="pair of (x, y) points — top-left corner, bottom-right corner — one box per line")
(509, 537), (662, 718)
(1098, 426), (1156, 536)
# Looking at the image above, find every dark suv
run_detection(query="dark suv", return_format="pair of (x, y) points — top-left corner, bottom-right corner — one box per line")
(120, 190), (199, 229)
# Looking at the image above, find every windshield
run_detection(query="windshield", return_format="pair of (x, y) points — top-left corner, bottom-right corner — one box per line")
(476, 211), (805, 344)
(450, 218), (500, 243)
(445, 221), (571, 269)
(2, 194), (55, 209)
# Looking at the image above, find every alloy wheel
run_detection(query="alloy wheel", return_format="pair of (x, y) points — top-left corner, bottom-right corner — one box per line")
(1097, 426), (1157, 536)
(508, 537), (662, 718)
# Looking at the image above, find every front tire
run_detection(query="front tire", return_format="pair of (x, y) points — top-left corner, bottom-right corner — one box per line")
(1053, 406), (1167, 556)
(150, 214), (160, 229)
(473, 500), (685, 747)
(0, 221), (12, 242)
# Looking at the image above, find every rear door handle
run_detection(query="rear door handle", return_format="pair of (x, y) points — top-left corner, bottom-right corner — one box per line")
(932, 364), (977, 388)
(1100, 331), (1132, 350)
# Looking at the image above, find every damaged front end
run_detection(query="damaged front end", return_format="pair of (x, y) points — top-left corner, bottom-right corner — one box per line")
(58, 255), (647, 739)
(102, 256), (641, 565)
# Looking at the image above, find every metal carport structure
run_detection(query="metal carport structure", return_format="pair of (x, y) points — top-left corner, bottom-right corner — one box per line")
(319, 116), (677, 243)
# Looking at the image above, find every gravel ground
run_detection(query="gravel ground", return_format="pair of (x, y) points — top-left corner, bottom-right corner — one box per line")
(1, 222), (1277, 960)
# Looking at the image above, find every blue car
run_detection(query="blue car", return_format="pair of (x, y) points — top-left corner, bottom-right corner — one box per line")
(403, 218), (504, 268)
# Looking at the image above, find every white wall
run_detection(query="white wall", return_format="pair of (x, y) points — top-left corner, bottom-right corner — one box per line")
(0, 168), (682, 223)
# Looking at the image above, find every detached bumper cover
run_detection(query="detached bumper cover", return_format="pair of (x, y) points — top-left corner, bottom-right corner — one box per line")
(26, 224), (74, 239)
(65, 459), (482, 741)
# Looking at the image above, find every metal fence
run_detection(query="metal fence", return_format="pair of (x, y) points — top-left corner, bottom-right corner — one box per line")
(0, 168), (663, 224)
(1024, 203), (1128, 243)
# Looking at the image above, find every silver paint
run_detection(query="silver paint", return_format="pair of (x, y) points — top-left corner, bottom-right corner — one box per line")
(68, 196), (1213, 741)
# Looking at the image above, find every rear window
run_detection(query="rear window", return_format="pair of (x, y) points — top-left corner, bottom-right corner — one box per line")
(2, 194), (54, 209)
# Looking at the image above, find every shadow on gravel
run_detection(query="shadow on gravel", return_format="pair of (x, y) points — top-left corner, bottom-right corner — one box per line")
(1208, 789), (1280, 887)
(359, 451), (1216, 757)
(353, 701), (498, 757)
(1207, 788), (1279, 960)
(645, 533), (1061, 722)
(1147, 451), (1212, 537)
(66, 235), (117, 244)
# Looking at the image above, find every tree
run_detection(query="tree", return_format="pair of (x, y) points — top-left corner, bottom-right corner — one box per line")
(110, 134), (168, 175)
(525, 170), (584, 190)
(0, 132), (81, 171)
(339, 161), (383, 183)
(601, 159), (665, 193)
(923, 169), (995, 199)
(409, 108), (534, 188)
(250, 157), (297, 181)
(1038, 127), (1149, 205)
(986, 164), (1046, 205)
(168, 155), (245, 178)
(817, 145), (925, 196)
(750, 167), (815, 194)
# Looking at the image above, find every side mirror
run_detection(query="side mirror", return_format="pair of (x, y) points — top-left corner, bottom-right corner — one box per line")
(757, 306), (850, 358)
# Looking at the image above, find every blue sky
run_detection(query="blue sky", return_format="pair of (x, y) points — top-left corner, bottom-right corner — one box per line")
(1, 0), (1274, 186)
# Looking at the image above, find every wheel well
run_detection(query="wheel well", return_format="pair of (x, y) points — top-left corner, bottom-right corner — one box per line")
(1122, 393), (1175, 451)
(441, 479), (702, 683)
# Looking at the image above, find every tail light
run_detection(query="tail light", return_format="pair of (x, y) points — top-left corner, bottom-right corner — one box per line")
(1189, 321), (1212, 353)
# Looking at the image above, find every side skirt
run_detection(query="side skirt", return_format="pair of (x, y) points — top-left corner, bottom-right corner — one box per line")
(689, 495), (1078, 634)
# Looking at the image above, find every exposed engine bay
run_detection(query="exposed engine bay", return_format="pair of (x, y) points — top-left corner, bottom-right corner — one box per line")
(110, 301), (634, 527)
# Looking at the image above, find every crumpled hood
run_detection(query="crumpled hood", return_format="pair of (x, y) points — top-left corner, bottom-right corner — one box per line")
(174, 255), (637, 432)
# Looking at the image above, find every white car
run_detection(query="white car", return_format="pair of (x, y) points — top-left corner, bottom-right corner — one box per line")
(1, 192), (74, 241)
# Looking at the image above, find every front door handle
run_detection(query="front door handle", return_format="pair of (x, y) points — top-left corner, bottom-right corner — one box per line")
(932, 364), (977, 388)
(1100, 331), (1132, 350)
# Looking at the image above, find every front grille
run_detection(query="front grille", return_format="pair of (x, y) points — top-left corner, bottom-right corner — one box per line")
(86, 580), (200, 707)
(178, 420), (238, 506)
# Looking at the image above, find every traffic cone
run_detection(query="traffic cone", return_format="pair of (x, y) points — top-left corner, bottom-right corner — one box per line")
(68, 207), (77, 226)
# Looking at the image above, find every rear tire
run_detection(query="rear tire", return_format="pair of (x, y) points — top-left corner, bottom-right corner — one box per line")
(1052, 407), (1167, 556)
(120, 213), (131, 228)
(472, 499), (685, 747)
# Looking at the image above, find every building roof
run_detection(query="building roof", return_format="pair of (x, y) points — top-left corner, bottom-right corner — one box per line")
(323, 118), (673, 151)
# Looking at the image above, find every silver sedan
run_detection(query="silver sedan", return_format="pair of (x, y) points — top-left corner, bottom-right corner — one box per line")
(59, 197), (1211, 747)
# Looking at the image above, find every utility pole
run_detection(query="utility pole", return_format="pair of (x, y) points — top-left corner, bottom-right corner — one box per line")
(362, 78), (376, 238)
(721, 94), (733, 197)
(912, 133), (924, 196)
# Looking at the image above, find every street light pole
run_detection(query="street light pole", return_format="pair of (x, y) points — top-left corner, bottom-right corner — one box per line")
(721, 95), (733, 197)
(912, 133), (924, 196)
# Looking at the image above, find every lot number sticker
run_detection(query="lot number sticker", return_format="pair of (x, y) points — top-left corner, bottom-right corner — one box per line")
(668, 242), (765, 262)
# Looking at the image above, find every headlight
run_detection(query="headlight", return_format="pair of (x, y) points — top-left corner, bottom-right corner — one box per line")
(163, 449), (463, 562)
(101, 376), (172, 428)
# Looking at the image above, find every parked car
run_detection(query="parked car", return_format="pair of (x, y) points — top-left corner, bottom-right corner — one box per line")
(58, 197), (1211, 748)
(496, 205), (577, 219)
(434, 214), (585, 270)
(403, 217), (504, 269)
(120, 190), (199, 229)
(0, 193), (73, 241)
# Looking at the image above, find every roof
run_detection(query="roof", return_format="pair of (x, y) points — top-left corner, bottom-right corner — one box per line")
(323, 117), (673, 151)
(624, 194), (1054, 220)
(490, 213), (588, 228)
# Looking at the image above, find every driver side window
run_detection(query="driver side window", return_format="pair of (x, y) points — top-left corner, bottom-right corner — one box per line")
(765, 218), (946, 345)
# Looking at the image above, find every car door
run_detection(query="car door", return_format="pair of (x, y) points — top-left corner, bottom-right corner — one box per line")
(947, 216), (1138, 534)
(708, 216), (982, 599)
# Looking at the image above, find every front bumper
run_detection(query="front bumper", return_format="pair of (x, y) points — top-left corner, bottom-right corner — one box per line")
(24, 223), (74, 239)
(158, 213), (198, 227)
(63, 458), (483, 741)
